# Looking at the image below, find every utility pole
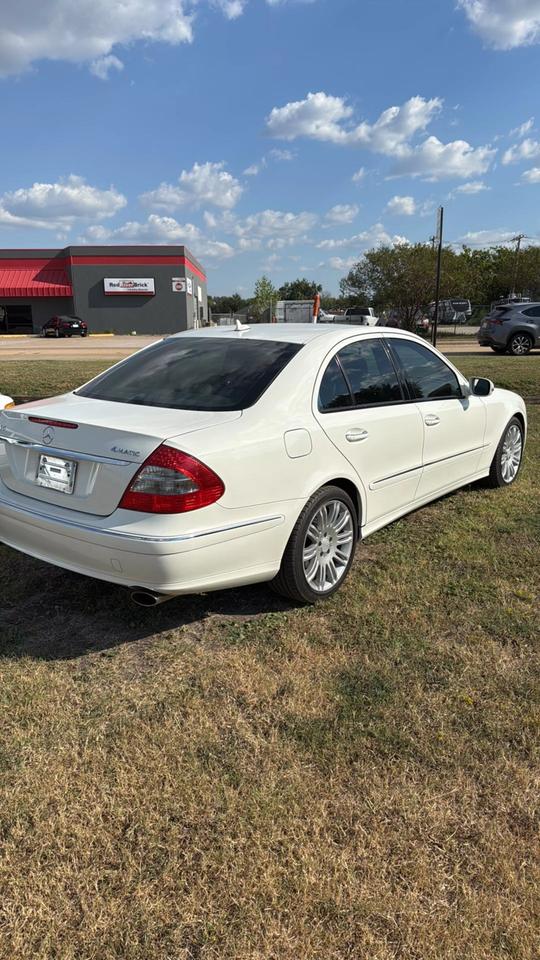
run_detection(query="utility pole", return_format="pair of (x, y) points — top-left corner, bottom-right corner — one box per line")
(432, 207), (444, 348)
(510, 234), (526, 297)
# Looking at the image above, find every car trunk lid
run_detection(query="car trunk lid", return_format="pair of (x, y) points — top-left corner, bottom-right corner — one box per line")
(0, 393), (240, 516)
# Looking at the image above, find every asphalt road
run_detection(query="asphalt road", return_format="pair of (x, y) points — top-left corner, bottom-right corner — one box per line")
(0, 333), (487, 360)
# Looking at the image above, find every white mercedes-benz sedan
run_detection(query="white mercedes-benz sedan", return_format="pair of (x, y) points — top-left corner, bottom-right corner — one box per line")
(0, 325), (526, 605)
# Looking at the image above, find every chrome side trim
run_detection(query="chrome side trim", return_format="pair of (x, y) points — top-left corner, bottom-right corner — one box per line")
(1, 437), (132, 466)
(370, 444), (489, 489)
(0, 492), (284, 544)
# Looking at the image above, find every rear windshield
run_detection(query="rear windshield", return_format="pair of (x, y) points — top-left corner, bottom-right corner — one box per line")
(76, 337), (302, 411)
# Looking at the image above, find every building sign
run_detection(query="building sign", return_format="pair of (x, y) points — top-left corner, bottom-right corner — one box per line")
(186, 277), (193, 295)
(197, 286), (203, 301)
(104, 278), (155, 296)
(171, 277), (186, 293)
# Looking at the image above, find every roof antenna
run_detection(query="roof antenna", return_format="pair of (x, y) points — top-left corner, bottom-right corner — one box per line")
(235, 319), (250, 331)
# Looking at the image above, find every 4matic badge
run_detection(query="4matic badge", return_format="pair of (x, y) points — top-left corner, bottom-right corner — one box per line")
(111, 445), (141, 458)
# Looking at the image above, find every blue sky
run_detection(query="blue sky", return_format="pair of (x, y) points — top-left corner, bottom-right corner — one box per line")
(1, 0), (540, 294)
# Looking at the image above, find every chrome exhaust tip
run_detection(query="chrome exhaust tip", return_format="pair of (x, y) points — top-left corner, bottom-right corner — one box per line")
(130, 589), (172, 607)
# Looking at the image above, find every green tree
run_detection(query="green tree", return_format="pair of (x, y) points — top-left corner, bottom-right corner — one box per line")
(208, 293), (248, 315)
(278, 278), (322, 301)
(252, 275), (277, 321)
(340, 243), (471, 331)
(340, 240), (540, 330)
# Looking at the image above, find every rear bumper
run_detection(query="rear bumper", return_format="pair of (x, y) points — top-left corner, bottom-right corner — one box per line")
(478, 333), (504, 347)
(0, 486), (296, 594)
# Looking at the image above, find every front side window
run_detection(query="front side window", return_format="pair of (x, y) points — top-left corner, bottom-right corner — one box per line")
(388, 339), (462, 400)
(77, 337), (302, 411)
(337, 339), (403, 406)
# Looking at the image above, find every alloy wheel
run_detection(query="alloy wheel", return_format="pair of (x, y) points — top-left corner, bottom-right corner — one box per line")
(500, 424), (523, 483)
(510, 334), (532, 356)
(302, 499), (354, 594)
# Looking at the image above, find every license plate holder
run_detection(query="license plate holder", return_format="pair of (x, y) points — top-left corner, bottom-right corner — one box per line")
(36, 454), (77, 494)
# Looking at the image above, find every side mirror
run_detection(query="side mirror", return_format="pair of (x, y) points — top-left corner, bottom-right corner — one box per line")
(469, 377), (494, 397)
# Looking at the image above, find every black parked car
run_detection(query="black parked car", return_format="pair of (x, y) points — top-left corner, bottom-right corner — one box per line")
(41, 316), (88, 338)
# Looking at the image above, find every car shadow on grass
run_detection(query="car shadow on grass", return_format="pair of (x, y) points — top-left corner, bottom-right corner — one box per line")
(0, 551), (296, 662)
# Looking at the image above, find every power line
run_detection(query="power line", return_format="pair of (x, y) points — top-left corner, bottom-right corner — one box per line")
(447, 235), (540, 247)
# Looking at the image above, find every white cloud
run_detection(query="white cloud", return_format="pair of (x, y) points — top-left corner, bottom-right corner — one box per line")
(385, 195), (416, 215)
(522, 167), (540, 182)
(352, 167), (366, 182)
(454, 180), (490, 194)
(232, 209), (318, 249)
(266, 91), (354, 143)
(266, 91), (494, 182)
(266, 91), (441, 156)
(350, 96), (442, 156)
(458, 228), (517, 245)
(325, 204), (359, 224)
(317, 223), (408, 250)
(268, 148), (296, 162)
(0, 175), (126, 229)
(328, 256), (358, 271)
(326, 233), (409, 271)
(140, 161), (243, 211)
(0, 1), (319, 77)
(81, 214), (235, 259)
(458, 0), (540, 50)
(200, 207), (318, 252)
(89, 54), (124, 80)
(510, 117), (534, 138)
(0, 0), (194, 77)
(242, 148), (295, 178)
(502, 138), (540, 164)
(391, 136), (495, 180)
(213, 0), (246, 19)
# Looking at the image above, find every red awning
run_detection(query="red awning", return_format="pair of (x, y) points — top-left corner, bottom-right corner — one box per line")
(0, 267), (72, 298)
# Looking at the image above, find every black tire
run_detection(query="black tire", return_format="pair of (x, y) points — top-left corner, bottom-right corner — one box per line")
(490, 346), (506, 354)
(508, 333), (533, 356)
(271, 485), (358, 603)
(487, 417), (524, 488)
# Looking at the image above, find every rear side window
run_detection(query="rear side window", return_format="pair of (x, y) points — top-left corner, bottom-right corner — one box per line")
(337, 339), (402, 406)
(523, 306), (540, 318)
(318, 357), (352, 411)
(388, 339), (462, 400)
(77, 337), (302, 411)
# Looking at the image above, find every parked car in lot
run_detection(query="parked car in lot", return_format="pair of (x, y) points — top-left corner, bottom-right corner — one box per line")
(478, 302), (540, 355)
(0, 325), (526, 605)
(41, 316), (88, 338)
(0, 393), (14, 409)
(342, 306), (379, 326)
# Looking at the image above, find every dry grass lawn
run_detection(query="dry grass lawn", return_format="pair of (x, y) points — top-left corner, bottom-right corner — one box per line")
(0, 357), (539, 959)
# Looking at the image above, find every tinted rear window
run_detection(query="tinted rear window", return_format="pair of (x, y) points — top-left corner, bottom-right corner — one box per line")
(76, 337), (302, 411)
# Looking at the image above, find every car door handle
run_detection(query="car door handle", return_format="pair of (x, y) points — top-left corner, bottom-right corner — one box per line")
(345, 429), (369, 443)
(424, 415), (440, 427)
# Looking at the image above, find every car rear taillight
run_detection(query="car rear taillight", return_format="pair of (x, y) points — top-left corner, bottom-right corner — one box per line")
(118, 444), (225, 514)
